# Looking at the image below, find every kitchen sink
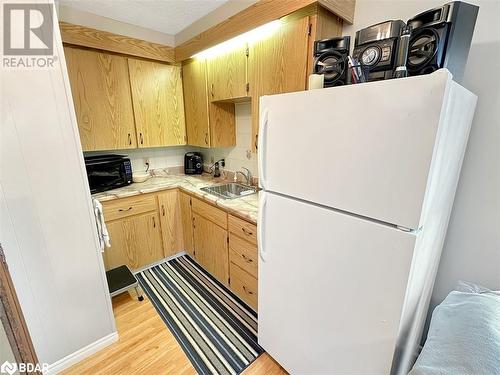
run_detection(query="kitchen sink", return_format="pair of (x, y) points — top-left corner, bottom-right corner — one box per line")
(200, 183), (258, 200)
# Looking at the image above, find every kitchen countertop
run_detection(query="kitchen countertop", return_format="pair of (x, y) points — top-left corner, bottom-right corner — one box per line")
(92, 170), (259, 224)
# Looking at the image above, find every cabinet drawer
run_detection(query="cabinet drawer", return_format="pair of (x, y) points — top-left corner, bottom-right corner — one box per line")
(230, 263), (258, 310)
(103, 194), (157, 221)
(229, 233), (257, 278)
(192, 197), (227, 229)
(228, 215), (257, 245)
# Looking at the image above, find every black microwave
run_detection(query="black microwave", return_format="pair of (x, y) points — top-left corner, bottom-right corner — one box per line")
(84, 154), (132, 193)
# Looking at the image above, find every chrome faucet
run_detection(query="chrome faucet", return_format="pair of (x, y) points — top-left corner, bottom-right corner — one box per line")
(235, 167), (252, 186)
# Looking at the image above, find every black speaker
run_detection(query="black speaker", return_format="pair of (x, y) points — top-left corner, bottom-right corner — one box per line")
(406, 1), (479, 83)
(313, 36), (350, 87)
(352, 20), (406, 81)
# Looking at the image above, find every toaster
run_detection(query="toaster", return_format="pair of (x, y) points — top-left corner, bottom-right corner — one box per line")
(184, 152), (203, 175)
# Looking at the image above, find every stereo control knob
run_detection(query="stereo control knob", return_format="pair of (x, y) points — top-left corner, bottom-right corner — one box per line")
(361, 46), (380, 66)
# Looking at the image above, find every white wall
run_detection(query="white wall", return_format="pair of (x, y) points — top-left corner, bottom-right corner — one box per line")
(344, 0), (500, 308)
(196, 102), (258, 176)
(1, 2), (116, 369)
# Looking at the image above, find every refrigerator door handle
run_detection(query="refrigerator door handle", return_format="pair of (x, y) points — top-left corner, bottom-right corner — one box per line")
(258, 108), (269, 189)
(258, 191), (267, 262)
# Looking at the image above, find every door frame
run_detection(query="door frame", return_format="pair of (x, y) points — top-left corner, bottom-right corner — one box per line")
(0, 243), (39, 370)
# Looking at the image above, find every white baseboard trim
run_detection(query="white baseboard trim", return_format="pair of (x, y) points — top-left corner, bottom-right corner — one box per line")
(44, 331), (118, 375)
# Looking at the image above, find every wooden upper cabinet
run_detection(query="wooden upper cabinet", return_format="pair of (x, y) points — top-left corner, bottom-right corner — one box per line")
(127, 58), (186, 147)
(182, 58), (210, 147)
(207, 45), (248, 102)
(249, 16), (311, 151)
(209, 102), (236, 147)
(182, 59), (236, 148)
(64, 46), (137, 151)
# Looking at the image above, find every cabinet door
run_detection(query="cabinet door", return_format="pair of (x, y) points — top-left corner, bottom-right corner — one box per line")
(128, 59), (186, 147)
(207, 45), (248, 102)
(182, 59), (210, 147)
(182, 59), (236, 148)
(249, 16), (310, 150)
(157, 190), (183, 258)
(64, 46), (137, 151)
(179, 192), (195, 258)
(209, 102), (236, 148)
(104, 212), (164, 271)
(192, 213), (229, 286)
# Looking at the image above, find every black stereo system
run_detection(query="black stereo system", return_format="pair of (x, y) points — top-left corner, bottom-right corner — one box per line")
(313, 36), (350, 87)
(352, 20), (405, 81)
(313, 1), (478, 85)
(406, 1), (478, 82)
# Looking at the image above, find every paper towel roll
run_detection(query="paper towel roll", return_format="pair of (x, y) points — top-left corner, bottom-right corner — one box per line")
(308, 74), (324, 90)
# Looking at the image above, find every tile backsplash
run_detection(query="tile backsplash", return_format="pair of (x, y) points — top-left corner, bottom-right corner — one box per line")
(84, 146), (195, 173)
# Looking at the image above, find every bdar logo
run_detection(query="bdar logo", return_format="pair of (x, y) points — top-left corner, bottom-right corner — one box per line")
(3, 3), (54, 55)
(0, 361), (17, 375)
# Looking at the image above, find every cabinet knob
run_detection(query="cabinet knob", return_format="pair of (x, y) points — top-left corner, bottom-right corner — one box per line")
(243, 286), (254, 295)
(162, 205), (165, 217)
(205, 133), (208, 145)
(140, 133), (144, 145)
(152, 217), (156, 228)
(242, 254), (253, 263)
(242, 228), (253, 236)
(128, 133), (132, 145)
(118, 207), (133, 212)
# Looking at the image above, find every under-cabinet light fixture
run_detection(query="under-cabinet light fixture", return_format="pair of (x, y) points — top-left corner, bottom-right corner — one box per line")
(192, 20), (282, 59)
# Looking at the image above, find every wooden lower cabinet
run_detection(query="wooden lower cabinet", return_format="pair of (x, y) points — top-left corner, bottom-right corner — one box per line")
(229, 262), (258, 310)
(104, 211), (163, 271)
(228, 215), (258, 310)
(192, 213), (229, 286)
(157, 190), (184, 257)
(101, 192), (258, 306)
(179, 192), (195, 257)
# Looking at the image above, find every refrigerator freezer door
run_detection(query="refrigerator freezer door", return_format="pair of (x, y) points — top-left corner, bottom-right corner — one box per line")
(259, 70), (452, 230)
(258, 192), (416, 375)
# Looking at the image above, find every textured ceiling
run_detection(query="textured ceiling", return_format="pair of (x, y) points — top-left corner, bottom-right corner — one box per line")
(58, 0), (229, 35)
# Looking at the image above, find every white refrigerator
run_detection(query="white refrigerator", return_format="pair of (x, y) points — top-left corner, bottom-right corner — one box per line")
(257, 70), (477, 375)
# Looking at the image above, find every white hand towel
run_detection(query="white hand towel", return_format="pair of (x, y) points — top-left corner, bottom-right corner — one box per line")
(92, 198), (111, 251)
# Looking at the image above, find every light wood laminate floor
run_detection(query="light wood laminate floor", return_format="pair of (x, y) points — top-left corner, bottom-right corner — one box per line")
(63, 291), (287, 374)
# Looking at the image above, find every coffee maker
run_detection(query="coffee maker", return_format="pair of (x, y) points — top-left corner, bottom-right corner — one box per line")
(184, 152), (203, 175)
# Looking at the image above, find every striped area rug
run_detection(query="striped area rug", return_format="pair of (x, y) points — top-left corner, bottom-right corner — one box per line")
(136, 255), (263, 374)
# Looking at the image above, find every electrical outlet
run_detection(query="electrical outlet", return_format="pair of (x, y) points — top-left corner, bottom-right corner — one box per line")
(246, 150), (252, 160)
